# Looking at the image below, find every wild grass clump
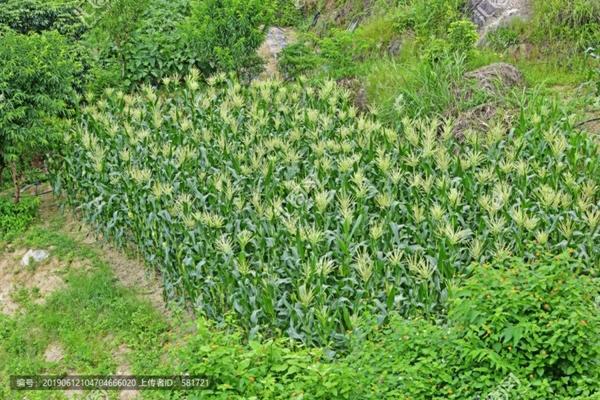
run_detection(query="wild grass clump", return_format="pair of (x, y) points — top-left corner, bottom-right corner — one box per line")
(59, 73), (599, 346)
(0, 196), (39, 239)
(531, 0), (599, 51)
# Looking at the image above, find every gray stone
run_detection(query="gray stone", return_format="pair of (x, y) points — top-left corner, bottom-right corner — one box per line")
(387, 38), (402, 57)
(469, 0), (531, 42)
(258, 27), (296, 79)
(465, 62), (524, 93)
(21, 249), (50, 266)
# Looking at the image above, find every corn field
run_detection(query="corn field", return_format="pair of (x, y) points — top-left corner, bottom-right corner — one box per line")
(58, 72), (600, 346)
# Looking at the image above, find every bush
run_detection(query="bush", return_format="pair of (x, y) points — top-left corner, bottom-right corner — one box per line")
(319, 29), (372, 78)
(0, 0), (85, 39)
(272, 0), (301, 27)
(119, 0), (193, 86)
(160, 318), (357, 399)
(345, 253), (600, 399)
(157, 253), (599, 399)
(279, 38), (321, 80)
(447, 19), (478, 54)
(279, 28), (376, 80)
(450, 253), (600, 398)
(486, 26), (521, 51)
(0, 30), (79, 202)
(89, 0), (150, 83)
(0, 196), (39, 237)
(395, 0), (465, 40)
(421, 37), (450, 64)
(179, 0), (273, 79)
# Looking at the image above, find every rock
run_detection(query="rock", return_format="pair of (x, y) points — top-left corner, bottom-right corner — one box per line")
(258, 27), (296, 79)
(469, 0), (531, 42)
(387, 38), (402, 57)
(452, 63), (523, 138)
(464, 62), (524, 94)
(21, 249), (50, 267)
(453, 103), (502, 139)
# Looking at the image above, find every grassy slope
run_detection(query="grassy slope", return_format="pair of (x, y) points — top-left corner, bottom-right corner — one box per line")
(1, 2), (598, 399)
(0, 203), (176, 399)
(284, 0), (598, 123)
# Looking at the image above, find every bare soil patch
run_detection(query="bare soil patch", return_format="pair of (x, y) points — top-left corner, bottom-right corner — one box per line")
(0, 248), (86, 315)
(44, 342), (65, 363)
(38, 194), (169, 315)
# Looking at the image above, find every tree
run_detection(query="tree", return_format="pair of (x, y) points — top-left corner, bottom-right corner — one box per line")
(92, 0), (150, 81)
(0, 0), (86, 39)
(0, 31), (79, 202)
(179, 0), (274, 78)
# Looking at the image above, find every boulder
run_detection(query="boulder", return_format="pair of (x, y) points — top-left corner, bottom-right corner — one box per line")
(258, 27), (296, 79)
(469, 0), (531, 42)
(464, 62), (524, 94)
(21, 249), (50, 267)
(453, 63), (523, 138)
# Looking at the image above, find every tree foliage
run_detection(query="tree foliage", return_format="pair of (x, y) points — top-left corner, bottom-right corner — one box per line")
(179, 0), (274, 79)
(0, 0), (85, 38)
(0, 30), (79, 202)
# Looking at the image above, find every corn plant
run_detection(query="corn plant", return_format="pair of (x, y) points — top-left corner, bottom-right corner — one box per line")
(58, 72), (600, 346)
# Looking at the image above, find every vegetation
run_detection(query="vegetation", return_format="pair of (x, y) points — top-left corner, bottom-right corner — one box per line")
(0, 0), (85, 38)
(179, 0), (273, 79)
(0, 196), (39, 238)
(152, 253), (598, 400)
(2, 216), (596, 399)
(0, 30), (79, 202)
(58, 74), (598, 347)
(0, 217), (168, 400)
(0, 0), (598, 398)
(91, 0), (151, 82)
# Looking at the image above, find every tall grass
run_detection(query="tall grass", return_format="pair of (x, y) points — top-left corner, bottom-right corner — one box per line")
(365, 53), (488, 122)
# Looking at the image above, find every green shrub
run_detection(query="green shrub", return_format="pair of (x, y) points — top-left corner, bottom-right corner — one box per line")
(160, 318), (357, 399)
(279, 28), (376, 80)
(120, 0), (193, 86)
(155, 253), (598, 399)
(0, 0), (85, 39)
(90, 0), (150, 82)
(179, 0), (273, 79)
(344, 253), (600, 399)
(0, 196), (40, 237)
(272, 0), (301, 27)
(343, 317), (456, 399)
(0, 30), (79, 202)
(450, 253), (600, 398)
(395, 0), (465, 40)
(421, 36), (450, 64)
(420, 19), (477, 64)
(279, 38), (321, 80)
(319, 29), (372, 78)
(447, 19), (478, 54)
(486, 26), (521, 51)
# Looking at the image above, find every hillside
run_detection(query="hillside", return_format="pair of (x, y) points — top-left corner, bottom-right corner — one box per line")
(0, 0), (599, 399)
